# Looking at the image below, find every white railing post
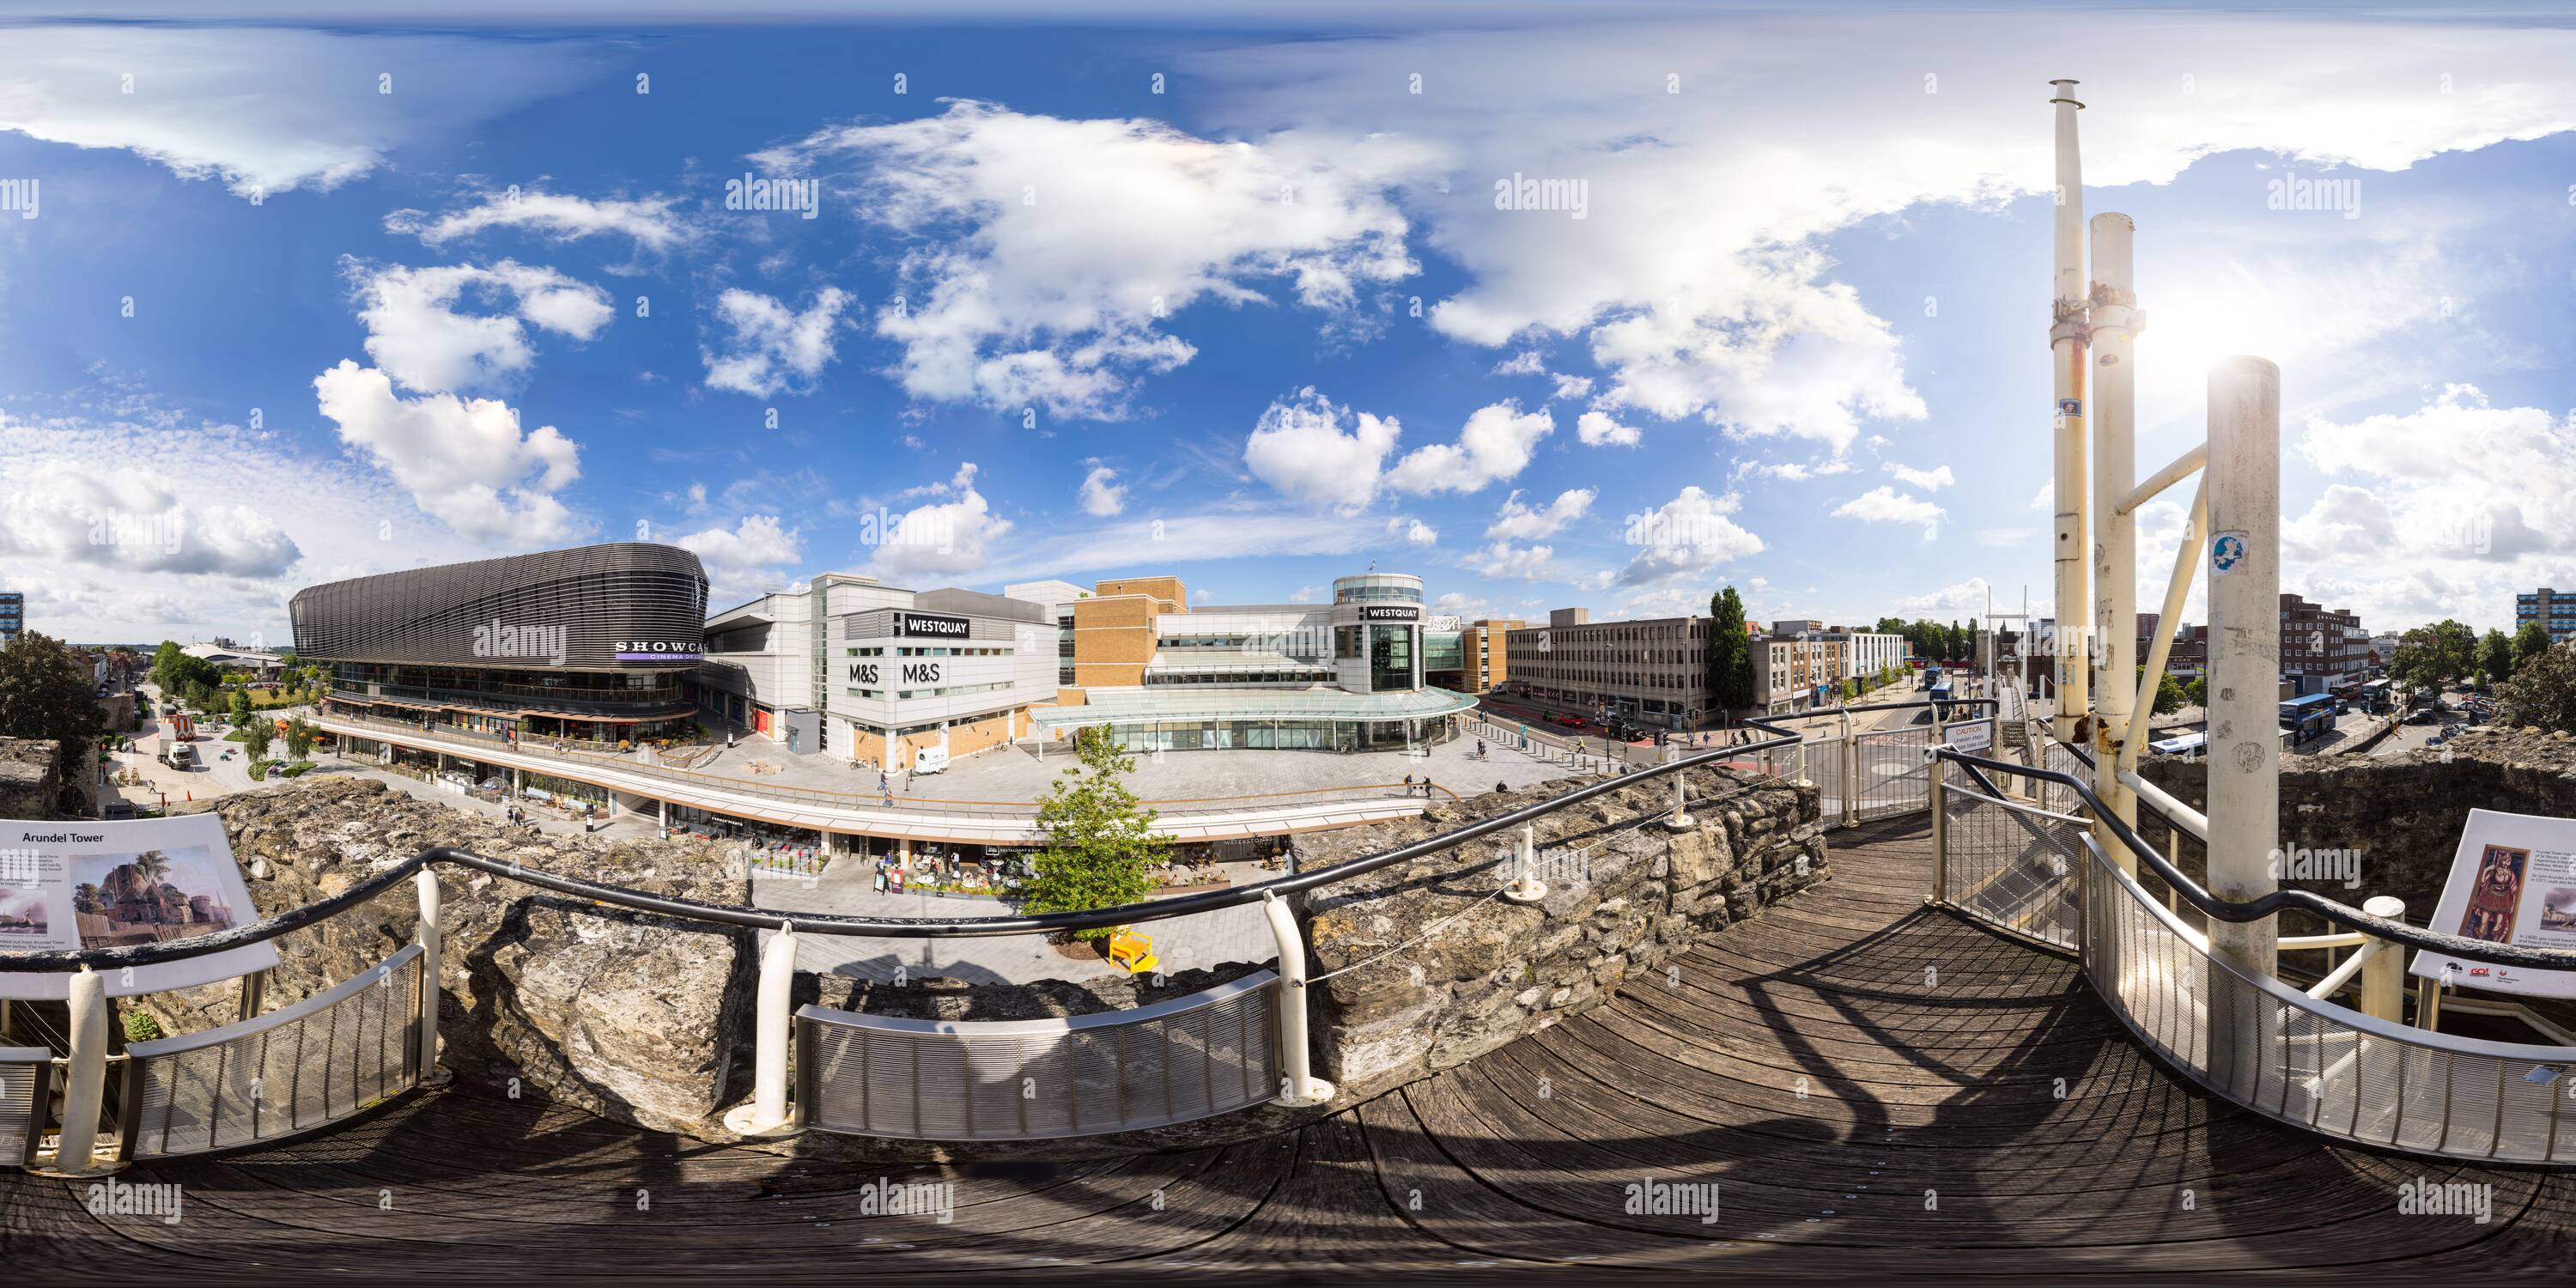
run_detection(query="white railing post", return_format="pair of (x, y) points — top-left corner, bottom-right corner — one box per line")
(47, 965), (113, 1176)
(1840, 711), (1858, 827)
(2360, 895), (2408, 1024)
(724, 921), (802, 1136)
(1262, 890), (1337, 1107)
(1663, 747), (1693, 832)
(1504, 824), (1548, 902)
(414, 869), (447, 1085)
(1929, 750), (1949, 902)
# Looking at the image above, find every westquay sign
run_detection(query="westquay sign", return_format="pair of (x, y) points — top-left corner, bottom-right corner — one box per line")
(892, 611), (972, 639)
(1360, 605), (1422, 623)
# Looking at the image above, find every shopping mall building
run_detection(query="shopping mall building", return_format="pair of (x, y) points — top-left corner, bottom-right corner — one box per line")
(700, 568), (1475, 764)
(289, 543), (712, 744)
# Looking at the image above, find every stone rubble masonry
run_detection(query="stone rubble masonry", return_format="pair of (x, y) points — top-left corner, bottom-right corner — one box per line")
(2136, 727), (2576, 936)
(0, 738), (62, 821)
(148, 775), (755, 1138)
(1297, 765), (1827, 1100)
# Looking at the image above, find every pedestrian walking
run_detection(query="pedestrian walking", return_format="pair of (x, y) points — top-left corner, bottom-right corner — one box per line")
(1404, 773), (1417, 797)
(1421, 775), (1435, 799)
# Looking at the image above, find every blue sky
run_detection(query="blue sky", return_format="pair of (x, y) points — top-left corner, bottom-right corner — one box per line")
(3, 3), (2573, 647)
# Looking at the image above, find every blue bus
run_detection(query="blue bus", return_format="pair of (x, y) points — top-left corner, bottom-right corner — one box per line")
(1921, 665), (1943, 691)
(2280, 692), (2338, 744)
(1929, 678), (1954, 720)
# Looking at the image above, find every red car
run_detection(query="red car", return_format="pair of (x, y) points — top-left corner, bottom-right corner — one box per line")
(1552, 714), (1588, 729)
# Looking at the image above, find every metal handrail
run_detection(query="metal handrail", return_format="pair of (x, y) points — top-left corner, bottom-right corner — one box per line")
(1941, 747), (2576, 971)
(10, 700), (1945, 971)
(319, 710), (1463, 814)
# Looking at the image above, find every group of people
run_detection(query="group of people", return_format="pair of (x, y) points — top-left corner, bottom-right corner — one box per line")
(1400, 774), (1438, 799)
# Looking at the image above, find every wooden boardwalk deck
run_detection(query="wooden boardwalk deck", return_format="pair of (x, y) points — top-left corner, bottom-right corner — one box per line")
(6, 813), (2569, 1279)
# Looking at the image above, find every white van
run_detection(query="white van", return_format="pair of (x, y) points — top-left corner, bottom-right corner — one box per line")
(161, 741), (196, 770)
(912, 745), (950, 775)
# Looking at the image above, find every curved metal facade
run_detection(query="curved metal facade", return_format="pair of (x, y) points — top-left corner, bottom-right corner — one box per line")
(290, 544), (709, 672)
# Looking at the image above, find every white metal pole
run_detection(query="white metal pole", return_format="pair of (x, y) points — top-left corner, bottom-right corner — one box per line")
(1663, 745), (1693, 832)
(724, 922), (802, 1134)
(2049, 78), (2093, 748)
(52, 965), (111, 1175)
(1262, 890), (1337, 1106)
(2090, 210), (2142, 858)
(414, 868), (446, 1084)
(2206, 355), (2281, 977)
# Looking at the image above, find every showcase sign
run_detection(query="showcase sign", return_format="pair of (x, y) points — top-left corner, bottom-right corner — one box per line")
(892, 611), (971, 639)
(2410, 808), (2576, 999)
(616, 639), (702, 661)
(1361, 605), (1421, 623)
(0, 812), (281, 999)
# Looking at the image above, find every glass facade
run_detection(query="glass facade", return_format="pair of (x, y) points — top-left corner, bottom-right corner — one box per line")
(1369, 624), (1416, 692)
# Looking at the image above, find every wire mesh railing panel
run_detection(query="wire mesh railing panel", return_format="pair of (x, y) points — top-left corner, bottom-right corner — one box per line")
(125, 945), (422, 1160)
(796, 970), (1279, 1140)
(1854, 726), (1935, 821)
(2079, 841), (2576, 1166)
(0, 1048), (44, 1166)
(1942, 787), (2084, 949)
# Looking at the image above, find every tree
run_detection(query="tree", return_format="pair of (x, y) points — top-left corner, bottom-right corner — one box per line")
(2477, 629), (2515, 689)
(2495, 642), (2576, 733)
(243, 720), (274, 762)
(1019, 730), (1165, 943)
(1706, 586), (1756, 714)
(2514, 622), (2554, 673)
(285, 715), (316, 761)
(149, 641), (222, 698)
(2389, 620), (2476, 695)
(0, 631), (104, 808)
(229, 686), (255, 726)
(2138, 667), (2185, 715)
(2184, 676), (2208, 709)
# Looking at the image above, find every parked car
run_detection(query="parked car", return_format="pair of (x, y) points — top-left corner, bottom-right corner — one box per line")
(1552, 714), (1588, 729)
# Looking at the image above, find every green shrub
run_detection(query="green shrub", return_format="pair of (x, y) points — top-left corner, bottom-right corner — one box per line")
(123, 1012), (164, 1043)
(278, 761), (316, 778)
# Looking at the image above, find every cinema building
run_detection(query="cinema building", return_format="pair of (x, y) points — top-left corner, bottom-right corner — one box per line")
(289, 543), (710, 744)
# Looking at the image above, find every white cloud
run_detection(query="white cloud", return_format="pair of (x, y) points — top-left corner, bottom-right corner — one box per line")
(1885, 462), (1955, 492)
(1464, 541), (1562, 581)
(1242, 387), (1400, 513)
(1485, 488), (1595, 541)
(1897, 577), (1996, 616)
(1078, 465), (1127, 517)
(1491, 350), (1546, 376)
(1549, 373), (1595, 402)
(1614, 487), (1764, 586)
(312, 360), (581, 543)
(1198, 12), (2576, 453)
(347, 260), (613, 396)
(386, 190), (690, 253)
(0, 459), (300, 577)
(1389, 516), (1439, 547)
(1384, 400), (1552, 495)
(1288, 584), (1323, 604)
(866, 461), (1013, 580)
(1574, 410), (1641, 447)
(1834, 486), (1945, 539)
(0, 27), (574, 199)
(702, 287), (850, 398)
(2029, 483), (2056, 512)
(677, 514), (802, 606)
(764, 100), (1432, 419)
